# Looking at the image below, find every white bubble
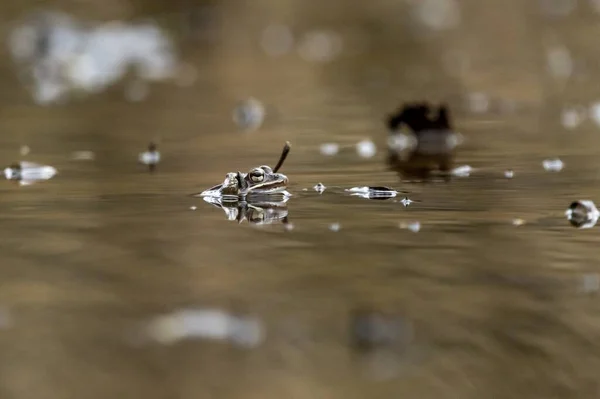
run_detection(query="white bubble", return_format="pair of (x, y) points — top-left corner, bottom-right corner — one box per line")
(319, 143), (339, 156)
(542, 158), (564, 172)
(451, 165), (473, 177)
(504, 169), (514, 179)
(356, 139), (376, 158)
(329, 222), (341, 232)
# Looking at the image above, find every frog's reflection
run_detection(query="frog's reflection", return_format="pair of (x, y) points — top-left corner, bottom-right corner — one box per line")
(385, 102), (460, 181)
(202, 195), (290, 226)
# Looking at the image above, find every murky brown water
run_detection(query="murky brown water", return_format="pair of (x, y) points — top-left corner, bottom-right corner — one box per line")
(2, 0), (600, 398)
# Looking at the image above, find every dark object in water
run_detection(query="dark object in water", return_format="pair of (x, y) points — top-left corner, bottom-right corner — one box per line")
(566, 200), (599, 229)
(386, 102), (460, 180)
(350, 307), (412, 352)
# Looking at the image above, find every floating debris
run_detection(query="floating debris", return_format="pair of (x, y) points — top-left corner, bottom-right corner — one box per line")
(451, 165), (473, 177)
(71, 150), (95, 161)
(504, 169), (514, 179)
(319, 143), (339, 156)
(356, 139), (377, 159)
(400, 197), (414, 207)
(313, 183), (326, 193)
(350, 308), (413, 352)
(346, 186), (399, 200)
(399, 221), (421, 232)
(146, 308), (264, 348)
(233, 97), (265, 131)
(329, 222), (341, 232)
(566, 200), (599, 229)
(139, 142), (160, 172)
(4, 161), (57, 186)
(542, 158), (564, 172)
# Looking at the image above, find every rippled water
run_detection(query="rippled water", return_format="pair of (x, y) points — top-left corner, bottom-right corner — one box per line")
(2, 1), (600, 398)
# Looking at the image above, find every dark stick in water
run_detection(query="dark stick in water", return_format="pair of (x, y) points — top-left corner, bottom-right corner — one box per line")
(272, 141), (291, 173)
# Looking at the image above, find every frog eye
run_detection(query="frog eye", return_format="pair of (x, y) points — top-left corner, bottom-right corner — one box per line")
(249, 168), (265, 182)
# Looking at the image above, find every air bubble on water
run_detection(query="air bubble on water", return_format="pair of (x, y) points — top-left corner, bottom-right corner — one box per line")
(504, 169), (514, 179)
(261, 24), (294, 57)
(233, 97), (265, 131)
(566, 200), (599, 228)
(190, 206), (197, 211)
(313, 183), (326, 194)
(356, 139), (376, 158)
(320, 143), (339, 156)
(20, 145), (30, 156)
(542, 158), (563, 172)
(329, 223), (341, 232)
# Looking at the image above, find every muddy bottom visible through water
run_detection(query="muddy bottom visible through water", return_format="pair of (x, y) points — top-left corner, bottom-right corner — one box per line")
(1, 2), (600, 399)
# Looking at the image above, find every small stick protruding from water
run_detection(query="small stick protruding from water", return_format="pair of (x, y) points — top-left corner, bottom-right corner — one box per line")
(273, 141), (291, 173)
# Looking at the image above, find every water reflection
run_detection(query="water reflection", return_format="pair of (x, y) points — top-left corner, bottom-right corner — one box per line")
(386, 103), (461, 181)
(201, 195), (291, 227)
